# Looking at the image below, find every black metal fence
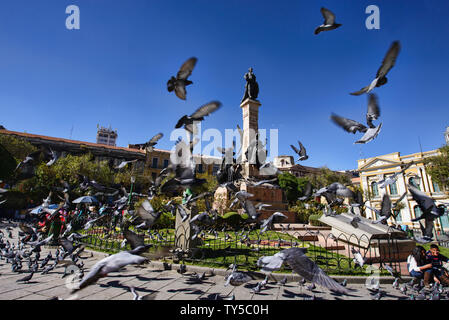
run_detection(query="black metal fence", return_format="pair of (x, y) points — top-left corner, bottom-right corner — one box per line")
(78, 223), (407, 276)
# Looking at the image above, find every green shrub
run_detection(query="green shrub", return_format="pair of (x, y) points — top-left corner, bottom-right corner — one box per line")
(153, 211), (175, 229)
(221, 211), (248, 228)
(309, 214), (327, 227)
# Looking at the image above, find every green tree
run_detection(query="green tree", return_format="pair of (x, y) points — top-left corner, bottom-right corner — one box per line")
(307, 167), (351, 189)
(0, 143), (17, 180)
(0, 134), (37, 162)
(425, 145), (449, 192)
(278, 172), (301, 204)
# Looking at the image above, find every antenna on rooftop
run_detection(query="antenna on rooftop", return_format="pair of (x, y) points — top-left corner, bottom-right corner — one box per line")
(418, 136), (423, 155)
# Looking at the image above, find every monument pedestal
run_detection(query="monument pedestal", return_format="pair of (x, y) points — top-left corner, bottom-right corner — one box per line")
(174, 205), (202, 250)
(240, 98), (262, 178)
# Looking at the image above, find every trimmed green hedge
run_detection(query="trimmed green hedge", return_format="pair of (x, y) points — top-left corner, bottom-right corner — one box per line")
(309, 214), (327, 227)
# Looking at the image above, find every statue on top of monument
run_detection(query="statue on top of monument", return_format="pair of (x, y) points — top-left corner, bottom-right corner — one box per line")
(241, 68), (259, 103)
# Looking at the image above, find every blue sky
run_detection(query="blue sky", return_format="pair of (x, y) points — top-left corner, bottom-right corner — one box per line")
(0, 0), (448, 171)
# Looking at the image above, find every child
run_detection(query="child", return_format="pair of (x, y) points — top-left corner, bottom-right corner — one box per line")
(426, 244), (449, 286)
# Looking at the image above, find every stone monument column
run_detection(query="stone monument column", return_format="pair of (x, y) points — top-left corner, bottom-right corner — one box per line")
(240, 98), (261, 178)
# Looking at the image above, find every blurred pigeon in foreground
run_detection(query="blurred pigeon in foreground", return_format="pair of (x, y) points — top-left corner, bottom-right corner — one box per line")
(351, 41), (401, 96)
(257, 248), (348, 294)
(72, 246), (151, 292)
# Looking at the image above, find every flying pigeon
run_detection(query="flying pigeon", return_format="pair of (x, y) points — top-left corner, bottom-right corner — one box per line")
(115, 159), (139, 170)
(260, 212), (287, 233)
(314, 7), (342, 35)
(73, 246), (150, 291)
(351, 247), (365, 267)
(167, 57), (197, 100)
(290, 140), (309, 161)
(175, 101), (222, 135)
(351, 41), (401, 95)
(378, 162), (413, 189)
(257, 248), (348, 294)
(331, 93), (382, 143)
(367, 194), (392, 224)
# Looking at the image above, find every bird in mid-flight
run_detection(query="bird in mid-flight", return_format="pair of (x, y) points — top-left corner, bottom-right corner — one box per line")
(290, 140), (309, 161)
(350, 41), (401, 95)
(175, 101), (222, 135)
(167, 57), (198, 100)
(314, 7), (342, 35)
(331, 93), (382, 144)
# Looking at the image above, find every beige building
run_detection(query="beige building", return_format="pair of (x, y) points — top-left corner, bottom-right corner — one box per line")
(274, 155), (322, 177)
(358, 150), (449, 233)
(0, 129), (221, 182)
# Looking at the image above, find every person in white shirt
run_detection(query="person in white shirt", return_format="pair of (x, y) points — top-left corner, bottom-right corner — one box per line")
(407, 246), (433, 287)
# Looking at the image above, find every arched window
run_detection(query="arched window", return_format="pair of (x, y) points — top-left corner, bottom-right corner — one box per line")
(393, 209), (402, 222)
(433, 181), (441, 193)
(409, 177), (420, 190)
(413, 205), (423, 219)
(371, 181), (379, 197)
(389, 181), (398, 195)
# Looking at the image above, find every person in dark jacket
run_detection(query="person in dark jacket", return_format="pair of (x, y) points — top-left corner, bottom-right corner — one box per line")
(426, 244), (449, 287)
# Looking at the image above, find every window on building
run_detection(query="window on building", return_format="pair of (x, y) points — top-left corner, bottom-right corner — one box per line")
(409, 177), (420, 190)
(152, 158), (158, 169)
(163, 159), (169, 168)
(212, 164), (220, 176)
(371, 181), (379, 197)
(151, 172), (157, 181)
(389, 181), (398, 195)
(433, 181), (441, 193)
(393, 210), (402, 222)
(413, 205), (423, 220)
(197, 164), (204, 173)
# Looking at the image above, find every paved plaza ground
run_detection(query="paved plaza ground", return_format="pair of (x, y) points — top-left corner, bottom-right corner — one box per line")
(0, 225), (414, 301)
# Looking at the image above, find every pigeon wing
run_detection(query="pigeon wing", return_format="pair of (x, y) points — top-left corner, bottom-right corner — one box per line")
(321, 7), (336, 25)
(283, 248), (348, 294)
(137, 201), (160, 224)
(298, 141), (307, 157)
(290, 144), (300, 155)
(376, 41), (401, 79)
(190, 101), (222, 119)
(408, 184), (435, 213)
(123, 229), (145, 250)
(174, 85), (187, 101)
(256, 251), (287, 272)
(366, 93), (380, 124)
(59, 238), (74, 253)
(177, 57), (197, 80)
(331, 113), (367, 133)
(380, 194), (392, 218)
(148, 133), (164, 145)
(350, 85), (370, 96)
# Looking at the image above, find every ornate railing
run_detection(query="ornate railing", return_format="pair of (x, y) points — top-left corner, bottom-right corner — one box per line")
(78, 223), (406, 276)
